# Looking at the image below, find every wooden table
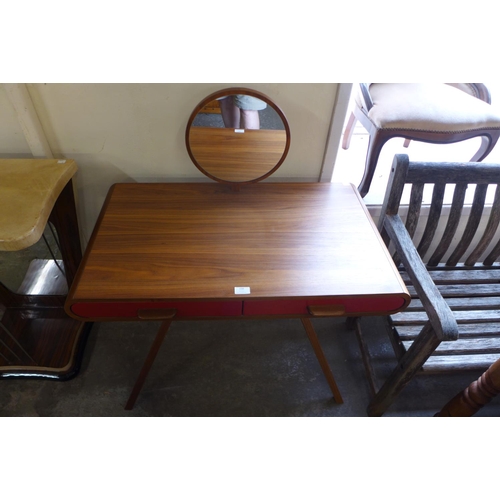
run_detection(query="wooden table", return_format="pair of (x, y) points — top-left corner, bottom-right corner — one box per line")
(66, 182), (410, 408)
(0, 159), (91, 379)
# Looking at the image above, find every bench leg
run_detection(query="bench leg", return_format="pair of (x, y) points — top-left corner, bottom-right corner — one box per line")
(367, 322), (441, 416)
(301, 318), (343, 404)
(353, 318), (378, 398)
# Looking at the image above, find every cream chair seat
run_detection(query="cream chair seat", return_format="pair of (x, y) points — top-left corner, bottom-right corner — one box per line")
(343, 83), (500, 197)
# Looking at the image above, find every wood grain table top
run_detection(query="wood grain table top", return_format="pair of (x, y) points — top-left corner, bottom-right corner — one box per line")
(67, 182), (408, 307)
(0, 158), (78, 251)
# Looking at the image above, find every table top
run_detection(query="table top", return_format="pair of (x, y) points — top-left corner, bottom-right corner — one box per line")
(0, 158), (77, 251)
(67, 182), (409, 317)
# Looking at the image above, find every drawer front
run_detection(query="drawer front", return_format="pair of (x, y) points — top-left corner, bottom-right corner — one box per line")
(70, 300), (243, 320)
(243, 296), (408, 316)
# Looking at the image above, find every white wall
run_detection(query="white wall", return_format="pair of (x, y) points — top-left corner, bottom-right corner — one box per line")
(0, 83), (339, 245)
(0, 87), (31, 155)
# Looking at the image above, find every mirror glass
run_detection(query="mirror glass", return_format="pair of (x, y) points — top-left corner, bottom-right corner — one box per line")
(186, 88), (290, 183)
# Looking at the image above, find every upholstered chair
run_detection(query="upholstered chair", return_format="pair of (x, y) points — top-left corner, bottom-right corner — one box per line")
(342, 83), (500, 197)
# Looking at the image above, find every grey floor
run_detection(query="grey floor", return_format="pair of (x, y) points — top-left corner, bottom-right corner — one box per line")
(1, 313), (499, 417)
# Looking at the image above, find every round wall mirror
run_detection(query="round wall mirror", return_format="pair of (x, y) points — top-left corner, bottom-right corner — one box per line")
(186, 87), (291, 184)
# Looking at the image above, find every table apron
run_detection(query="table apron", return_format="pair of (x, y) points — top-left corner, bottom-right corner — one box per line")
(68, 295), (408, 321)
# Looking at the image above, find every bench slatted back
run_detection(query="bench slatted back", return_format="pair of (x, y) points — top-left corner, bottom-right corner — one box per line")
(379, 155), (500, 267)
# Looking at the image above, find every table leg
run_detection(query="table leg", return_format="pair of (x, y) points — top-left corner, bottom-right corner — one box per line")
(301, 318), (343, 404)
(49, 179), (82, 287)
(125, 318), (174, 410)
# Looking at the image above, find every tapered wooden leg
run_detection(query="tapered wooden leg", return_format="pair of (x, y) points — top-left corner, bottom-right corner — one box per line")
(435, 357), (500, 417)
(125, 318), (174, 410)
(301, 318), (343, 404)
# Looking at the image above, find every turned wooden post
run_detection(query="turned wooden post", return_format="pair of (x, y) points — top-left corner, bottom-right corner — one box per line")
(435, 358), (500, 417)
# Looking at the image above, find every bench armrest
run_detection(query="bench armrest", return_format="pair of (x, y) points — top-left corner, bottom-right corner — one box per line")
(384, 214), (458, 341)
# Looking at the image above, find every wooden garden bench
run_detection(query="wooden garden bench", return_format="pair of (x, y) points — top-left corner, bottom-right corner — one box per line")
(356, 154), (500, 416)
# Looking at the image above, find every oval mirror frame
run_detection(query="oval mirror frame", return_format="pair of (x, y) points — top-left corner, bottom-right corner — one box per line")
(185, 87), (291, 184)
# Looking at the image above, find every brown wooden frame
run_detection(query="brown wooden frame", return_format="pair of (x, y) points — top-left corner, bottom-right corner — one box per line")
(185, 87), (291, 185)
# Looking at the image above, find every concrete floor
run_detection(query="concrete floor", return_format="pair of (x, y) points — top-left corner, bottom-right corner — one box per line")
(1, 314), (499, 417)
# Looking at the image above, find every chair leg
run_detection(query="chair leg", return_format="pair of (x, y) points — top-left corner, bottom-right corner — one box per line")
(367, 322), (441, 416)
(470, 134), (500, 162)
(342, 112), (357, 150)
(357, 132), (387, 198)
(435, 357), (500, 417)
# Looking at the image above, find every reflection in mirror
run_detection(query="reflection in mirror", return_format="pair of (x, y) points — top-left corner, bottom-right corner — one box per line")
(193, 95), (285, 131)
(186, 88), (290, 184)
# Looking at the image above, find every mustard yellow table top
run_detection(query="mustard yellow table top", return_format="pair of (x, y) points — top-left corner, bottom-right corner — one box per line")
(0, 158), (78, 251)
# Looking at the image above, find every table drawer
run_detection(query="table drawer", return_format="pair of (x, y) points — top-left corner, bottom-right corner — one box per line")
(70, 300), (243, 320)
(243, 296), (408, 316)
